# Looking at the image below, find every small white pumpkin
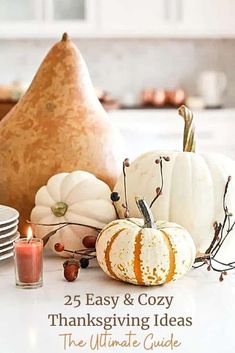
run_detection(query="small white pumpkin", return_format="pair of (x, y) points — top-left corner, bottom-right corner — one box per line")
(96, 198), (196, 286)
(114, 106), (235, 262)
(31, 171), (117, 256)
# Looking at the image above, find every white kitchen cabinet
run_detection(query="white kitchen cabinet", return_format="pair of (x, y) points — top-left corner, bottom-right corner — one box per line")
(99, 0), (235, 38)
(0, 0), (96, 38)
(0, 0), (235, 38)
(0, 0), (38, 21)
(99, 0), (168, 35)
(179, 0), (235, 37)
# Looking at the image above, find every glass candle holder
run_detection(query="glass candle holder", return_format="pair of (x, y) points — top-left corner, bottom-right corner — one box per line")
(14, 238), (43, 289)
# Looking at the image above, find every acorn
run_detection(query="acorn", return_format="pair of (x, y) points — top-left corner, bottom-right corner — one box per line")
(82, 235), (97, 249)
(63, 259), (80, 282)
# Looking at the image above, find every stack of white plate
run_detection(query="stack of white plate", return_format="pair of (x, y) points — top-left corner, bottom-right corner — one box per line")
(0, 205), (20, 261)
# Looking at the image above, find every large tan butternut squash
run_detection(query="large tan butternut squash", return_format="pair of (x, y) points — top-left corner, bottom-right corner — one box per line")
(0, 33), (122, 234)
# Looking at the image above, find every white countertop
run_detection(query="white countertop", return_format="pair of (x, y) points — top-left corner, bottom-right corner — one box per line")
(0, 252), (235, 353)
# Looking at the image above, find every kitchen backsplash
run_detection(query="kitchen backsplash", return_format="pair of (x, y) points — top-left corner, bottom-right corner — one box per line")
(0, 38), (235, 106)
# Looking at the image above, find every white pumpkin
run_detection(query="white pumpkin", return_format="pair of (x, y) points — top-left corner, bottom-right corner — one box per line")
(31, 171), (117, 257)
(96, 198), (196, 286)
(114, 106), (235, 262)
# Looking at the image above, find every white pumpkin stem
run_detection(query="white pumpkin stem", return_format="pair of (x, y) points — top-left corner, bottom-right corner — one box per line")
(135, 197), (156, 229)
(178, 105), (196, 153)
(51, 202), (68, 217)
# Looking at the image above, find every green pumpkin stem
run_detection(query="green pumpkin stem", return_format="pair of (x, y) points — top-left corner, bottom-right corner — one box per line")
(135, 197), (156, 229)
(178, 105), (196, 153)
(51, 202), (68, 217)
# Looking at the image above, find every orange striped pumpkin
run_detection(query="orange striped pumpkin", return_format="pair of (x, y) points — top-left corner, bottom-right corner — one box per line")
(96, 198), (196, 286)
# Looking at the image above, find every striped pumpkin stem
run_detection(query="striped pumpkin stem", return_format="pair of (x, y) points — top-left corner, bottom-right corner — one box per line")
(135, 197), (156, 229)
(178, 105), (196, 153)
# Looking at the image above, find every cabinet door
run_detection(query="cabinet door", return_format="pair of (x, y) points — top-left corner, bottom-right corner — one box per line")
(47, 0), (86, 21)
(0, 0), (96, 37)
(100, 0), (166, 34)
(44, 0), (96, 33)
(0, 0), (39, 21)
(181, 0), (235, 36)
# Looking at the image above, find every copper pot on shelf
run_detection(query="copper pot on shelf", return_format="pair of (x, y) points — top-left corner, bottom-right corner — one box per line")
(141, 88), (167, 107)
(152, 89), (167, 107)
(141, 88), (185, 108)
(166, 89), (186, 107)
(141, 89), (154, 106)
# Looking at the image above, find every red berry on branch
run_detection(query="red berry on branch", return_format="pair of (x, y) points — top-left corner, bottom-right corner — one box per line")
(163, 156), (170, 162)
(54, 243), (64, 252)
(156, 187), (161, 195)
(123, 158), (130, 167)
(82, 235), (97, 249)
(219, 273), (224, 282)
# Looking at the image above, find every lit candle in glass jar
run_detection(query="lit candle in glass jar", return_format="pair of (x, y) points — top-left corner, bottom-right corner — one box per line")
(14, 226), (43, 289)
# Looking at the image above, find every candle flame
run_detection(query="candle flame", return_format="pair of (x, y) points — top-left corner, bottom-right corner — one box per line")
(27, 226), (33, 241)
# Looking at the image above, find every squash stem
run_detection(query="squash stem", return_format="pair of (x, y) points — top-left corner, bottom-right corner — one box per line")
(135, 197), (156, 229)
(178, 105), (196, 152)
(51, 202), (68, 217)
(62, 32), (69, 41)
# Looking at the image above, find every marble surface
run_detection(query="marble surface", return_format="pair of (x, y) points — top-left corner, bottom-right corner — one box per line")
(0, 251), (235, 353)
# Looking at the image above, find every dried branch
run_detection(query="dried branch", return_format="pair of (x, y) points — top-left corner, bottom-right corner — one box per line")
(150, 156), (170, 208)
(122, 158), (130, 218)
(28, 220), (101, 247)
(194, 176), (235, 280)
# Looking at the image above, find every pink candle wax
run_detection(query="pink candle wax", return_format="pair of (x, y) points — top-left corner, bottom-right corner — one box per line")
(15, 238), (43, 284)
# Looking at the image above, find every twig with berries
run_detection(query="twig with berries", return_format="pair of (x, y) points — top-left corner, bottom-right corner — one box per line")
(54, 242), (96, 281)
(111, 158), (130, 218)
(111, 156), (170, 218)
(150, 156), (170, 208)
(27, 220), (101, 245)
(28, 220), (100, 281)
(122, 158), (130, 218)
(54, 239), (97, 281)
(194, 176), (235, 281)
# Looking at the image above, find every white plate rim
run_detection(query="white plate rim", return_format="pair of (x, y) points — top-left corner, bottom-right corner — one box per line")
(0, 205), (19, 225)
(0, 250), (14, 261)
(0, 243), (14, 254)
(0, 219), (19, 232)
(0, 226), (18, 239)
(0, 232), (20, 247)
